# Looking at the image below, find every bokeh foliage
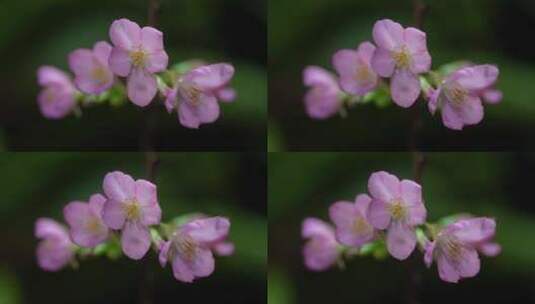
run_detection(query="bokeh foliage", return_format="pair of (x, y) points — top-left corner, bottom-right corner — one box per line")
(268, 152), (535, 304)
(0, 152), (266, 303)
(268, 0), (535, 151)
(0, 0), (266, 151)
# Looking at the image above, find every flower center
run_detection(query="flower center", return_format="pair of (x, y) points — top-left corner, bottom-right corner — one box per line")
(129, 50), (147, 68)
(91, 66), (109, 84)
(438, 235), (463, 261)
(179, 82), (203, 105)
(445, 85), (468, 106)
(123, 201), (141, 221)
(352, 216), (371, 234)
(173, 234), (198, 261)
(355, 65), (373, 83)
(388, 200), (407, 221)
(85, 217), (103, 233)
(392, 46), (411, 69)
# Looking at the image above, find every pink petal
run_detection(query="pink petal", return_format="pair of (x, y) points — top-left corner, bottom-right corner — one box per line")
(302, 218), (334, 239)
(121, 221), (151, 260)
(164, 87), (178, 113)
(188, 247), (215, 278)
(357, 41), (376, 62)
(37, 66), (71, 87)
(172, 256), (195, 283)
(457, 248), (480, 278)
(458, 95), (484, 125)
(178, 95), (220, 129)
(371, 48), (395, 77)
(304, 87), (340, 119)
(35, 218), (68, 239)
(455, 65), (499, 91)
(391, 69), (420, 108)
(88, 193), (106, 215)
(482, 89), (502, 104)
(183, 217), (230, 245)
(101, 199), (126, 230)
(424, 241), (435, 267)
(68, 49), (94, 75)
(386, 221), (416, 260)
(332, 49), (359, 78)
(479, 242), (501, 257)
(109, 47), (132, 77)
(437, 255), (460, 283)
(372, 19), (404, 51)
(367, 199), (391, 230)
(37, 86), (75, 119)
(141, 26), (165, 52)
(303, 66), (338, 88)
(185, 63), (235, 91)
(441, 102), (464, 130)
(103, 171), (135, 202)
(451, 218), (496, 244)
(216, 87), (237, 103)
(354, 194), (372, 217)
(63, 201), (90, 227)
(109, 18), (141, 50)
(93, 41), (113, 66)
(127, 68), (157, 107)
(404, 27), (428, 54)
(303, 238), (338, 271)
(134, 179), (157, 206)
(213, 242), (235, 256)
(400, 180), (426, 225)
(368, 171), (400, 203)
(145, 50), (168, 73)
(159, 241), (171, 267)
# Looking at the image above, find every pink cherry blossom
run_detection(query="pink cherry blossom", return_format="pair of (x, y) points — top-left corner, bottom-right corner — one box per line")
(367, 171), (427, 260)
(164, 63), (235, 129)
(36, 66), (76, 119)
(332, 41), (379, 96)
(68, 41), (114, 94)
(302, 66), (342, 119)
(428, 64), (499, 130)
(329, 194), (376, 247)
(159, 217), (230, 283)
(35, 218), (74, 271)
(424, 217), (497, 283)
(302, 217), (340, 271)
(371, 19), (431, 107)
(101, 171), (162, 260)
(63, 193), (109, 247)
(108, 18), (169, 106)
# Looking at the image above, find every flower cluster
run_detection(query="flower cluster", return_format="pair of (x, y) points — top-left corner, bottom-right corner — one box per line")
(35, 170), (233, 283)
(303, 19), (502, 130)
(301, 170), (500, 283)
(37, 18), (236, 129)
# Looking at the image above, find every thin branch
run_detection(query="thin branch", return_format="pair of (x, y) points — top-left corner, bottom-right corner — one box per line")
(406, 1), (428, 304)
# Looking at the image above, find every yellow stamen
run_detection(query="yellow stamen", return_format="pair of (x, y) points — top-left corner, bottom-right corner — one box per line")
(90, 66), (109, 84)
(123, 201), (141, 220)
(85, 217), (103, 233)
(353, 217), (372, 234)
(392, 46), (411, 69)
(445, 86), (468, 106)
(388, 200), (407, 221)
(130, 50), (147, 68)
(174, 235), (198, 261)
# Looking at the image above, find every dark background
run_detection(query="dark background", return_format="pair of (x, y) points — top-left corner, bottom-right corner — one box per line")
(0, 0), (266, 151)
(268, 152), (535, 304)
(268, 0), (535, 151)
(0, 152), (266, 303)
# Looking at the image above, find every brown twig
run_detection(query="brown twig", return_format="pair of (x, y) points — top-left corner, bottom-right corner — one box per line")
(406, 1), (428, 304)
(139, 2), (161, 304)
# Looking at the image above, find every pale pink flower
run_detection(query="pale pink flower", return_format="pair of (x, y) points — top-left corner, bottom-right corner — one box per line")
(371, 19), (431, 107)
(63, 193), (109, 247)
(367, 171), (427, 260)
(35, 218), (74, 271)
(302, 66), (342, 119)
(302, 217), (340, 271)
(36, 66), (76, 119)
(68, 41), (114, 94)
(332, 41), (379, 96)
(108, 18), (169, 106)
(329, 194), (376, 247)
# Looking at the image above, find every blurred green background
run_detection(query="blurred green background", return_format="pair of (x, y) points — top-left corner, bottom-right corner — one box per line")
(0, 152), (266, 303)
(0, 0), (266, 151)
(268, 152), (535, 304)
(268, 0), (535, 151)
